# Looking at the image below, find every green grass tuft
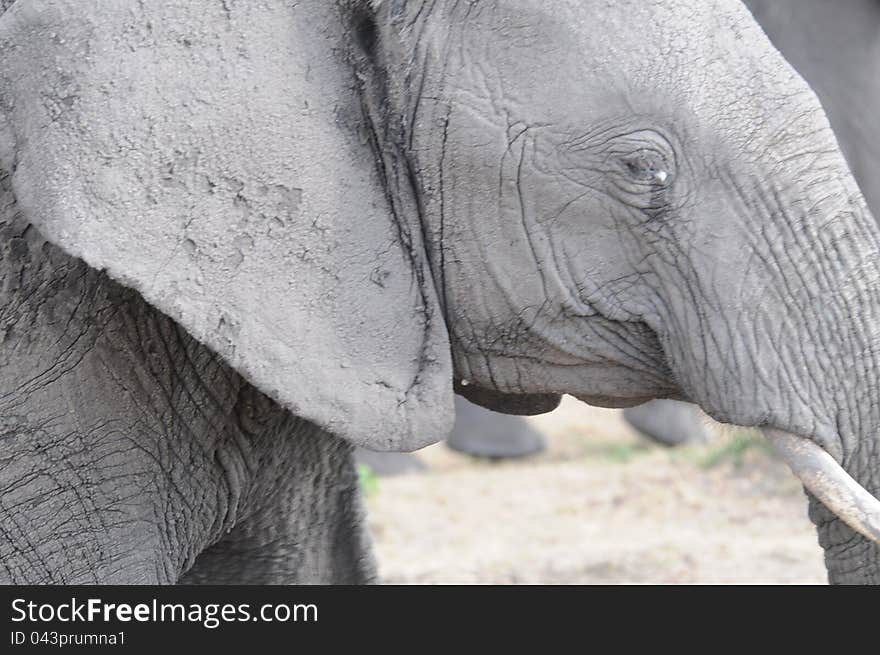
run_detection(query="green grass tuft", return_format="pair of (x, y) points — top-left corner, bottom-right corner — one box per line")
(357, 463), (380, 495)
(699, 430), (771, 469)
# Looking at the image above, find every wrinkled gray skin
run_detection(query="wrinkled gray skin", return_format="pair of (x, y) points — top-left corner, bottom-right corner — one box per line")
(738, 0), (880, 583)
(744, 0), (880, 215)
(2, 0), (880, 585)
(0, 176), (376, 583)
(627, 0), (880, 453)
(0, 174), (376, 583)
(0, 0), (385, 584)
(358, 0), (880, 584)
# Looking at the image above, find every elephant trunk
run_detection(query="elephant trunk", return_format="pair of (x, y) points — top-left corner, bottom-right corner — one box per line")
(655, 126), (880, 582)
(764, 179), (880, 584)
(751, 182), (880, 582)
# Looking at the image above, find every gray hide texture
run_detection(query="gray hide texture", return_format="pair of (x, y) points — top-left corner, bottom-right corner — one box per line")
(744, 0), (880, 217)
(0, 0), (453, 452)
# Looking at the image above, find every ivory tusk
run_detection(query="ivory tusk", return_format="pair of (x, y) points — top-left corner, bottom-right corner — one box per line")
(763, 429), (880, 544)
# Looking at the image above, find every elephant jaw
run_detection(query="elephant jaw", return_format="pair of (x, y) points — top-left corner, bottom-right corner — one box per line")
(453, 379), (561, 415)
(762, 429), (880, 545)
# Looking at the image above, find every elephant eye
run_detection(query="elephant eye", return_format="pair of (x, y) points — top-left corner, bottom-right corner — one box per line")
(621, 152), (672, 186)
(601, 128), (678, 220)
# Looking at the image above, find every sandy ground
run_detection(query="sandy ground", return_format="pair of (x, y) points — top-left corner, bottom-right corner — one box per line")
(363, 397), (827, 584)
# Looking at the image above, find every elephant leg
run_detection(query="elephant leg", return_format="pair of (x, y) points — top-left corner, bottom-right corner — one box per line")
(446, 395), (547, 459)
(180, 413), (376, 585)
(622, 399), (715, 447)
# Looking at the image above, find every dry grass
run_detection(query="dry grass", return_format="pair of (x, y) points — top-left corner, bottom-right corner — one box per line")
(364, 397), (826, 584)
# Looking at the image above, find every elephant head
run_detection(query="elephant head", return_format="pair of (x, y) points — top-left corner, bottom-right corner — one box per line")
(349, 0), (880, 582)
(2, 0), (879, 583)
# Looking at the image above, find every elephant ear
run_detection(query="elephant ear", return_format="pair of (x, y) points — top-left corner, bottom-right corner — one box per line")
(0, 0), (453, 450)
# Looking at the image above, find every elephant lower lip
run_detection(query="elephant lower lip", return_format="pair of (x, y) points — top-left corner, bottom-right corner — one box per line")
(453, 381), (562, 415)
(573, 393), (666, 409)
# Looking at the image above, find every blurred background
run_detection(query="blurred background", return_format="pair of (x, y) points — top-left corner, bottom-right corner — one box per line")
(357, 398), (826, 584)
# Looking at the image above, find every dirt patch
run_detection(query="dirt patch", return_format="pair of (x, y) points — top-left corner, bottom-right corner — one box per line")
(363, 397), (827, 584)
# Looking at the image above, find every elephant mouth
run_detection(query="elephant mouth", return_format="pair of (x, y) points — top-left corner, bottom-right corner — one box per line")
(453, 379), (562, 415)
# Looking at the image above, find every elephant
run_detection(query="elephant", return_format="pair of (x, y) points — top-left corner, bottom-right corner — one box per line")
(744, 0), (880, 217)
(3, 0), (880, 585)
(623, 400), (715, 447)
(432, 0), (880, 460)
(445, 395), (547, 459)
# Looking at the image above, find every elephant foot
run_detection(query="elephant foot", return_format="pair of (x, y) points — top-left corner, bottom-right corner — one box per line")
(622, 399), (714, 447)
(354, 448), (428, 476)
(446, 396), (547, 459)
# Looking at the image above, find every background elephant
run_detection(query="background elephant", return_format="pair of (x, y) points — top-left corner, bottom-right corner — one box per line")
(744, 0), (880, 216)
(450, 395), (715, 457)
(446, 395), (710, 460)
(3, 0), (880, 584)
(622, 400), (715, 447)
(446, 396), (547, 459)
